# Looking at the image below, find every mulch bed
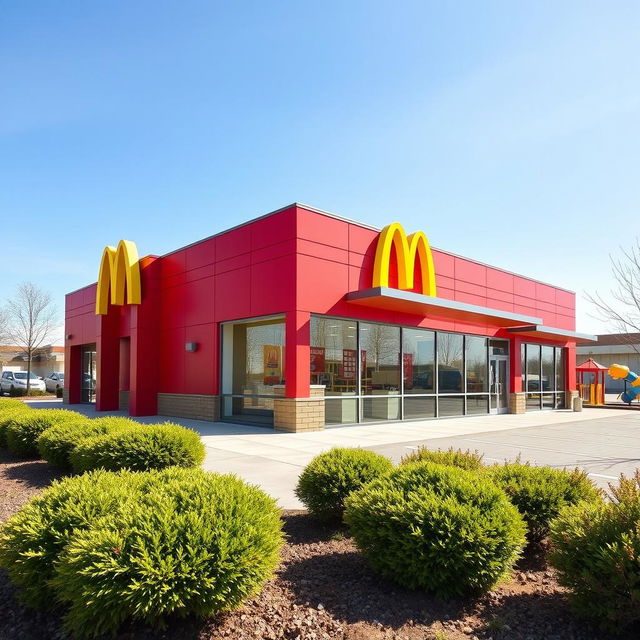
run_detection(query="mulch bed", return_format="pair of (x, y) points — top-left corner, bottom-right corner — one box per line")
(0, 452), (630, 640)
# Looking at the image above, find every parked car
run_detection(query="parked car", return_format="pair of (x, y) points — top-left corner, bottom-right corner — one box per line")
(44, 372), (65, 392)
(1, 371), (46, 394)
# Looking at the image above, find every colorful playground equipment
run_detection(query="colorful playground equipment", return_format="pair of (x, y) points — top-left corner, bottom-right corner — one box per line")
(608, 364), (640, 404)
(576, 358), (607, 406)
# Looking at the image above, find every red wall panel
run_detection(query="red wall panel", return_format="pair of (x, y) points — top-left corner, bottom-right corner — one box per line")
(65, 203), (577, 413)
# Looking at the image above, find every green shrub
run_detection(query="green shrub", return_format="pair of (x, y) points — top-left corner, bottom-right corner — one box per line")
(344, 462), (526, 597)
(400, 446), (484, 470)
(53, 468), (283, 637)
(0, 402), (31, 448)
(0, 469), (146, 608)
(0, 468), (284, 638)
(69, 422), (205, 472)
(5, 409), (86, 457)
(56, 387), (63, 398)
(550, 472), (640, 633)
(0, 397), (29, 414)
(486, 462), (601, 542)
(295, 447), (394, 521)
(37, 416), (136, 469)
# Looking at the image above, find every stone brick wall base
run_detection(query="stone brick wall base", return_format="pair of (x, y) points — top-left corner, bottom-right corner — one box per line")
(509, 392), (526, 414)
(62, 387), (69, 404)
(157, 393), (220, 422)
(119, 391), (129, 412)
(274, 397), (325, 432)
(566, 390), (579, 409)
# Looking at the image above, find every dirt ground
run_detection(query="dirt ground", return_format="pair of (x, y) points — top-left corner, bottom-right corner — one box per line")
(0, 450), (632, 640)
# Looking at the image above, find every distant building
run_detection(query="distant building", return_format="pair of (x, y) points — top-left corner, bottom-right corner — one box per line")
(0, 345), (65, 378)
(576, 333), (640, 394)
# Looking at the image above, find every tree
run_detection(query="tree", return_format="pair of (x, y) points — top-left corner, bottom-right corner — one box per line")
(4, 282), (59, 395)
(586, 238), (640, 352)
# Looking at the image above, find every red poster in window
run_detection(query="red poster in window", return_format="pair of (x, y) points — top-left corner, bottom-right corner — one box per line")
(341, 349), (357, 380)
(403, 353), (413, 383)
(310, 347), (325, 373)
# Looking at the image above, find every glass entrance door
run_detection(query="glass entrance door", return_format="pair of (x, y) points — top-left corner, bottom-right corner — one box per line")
(490, 357), (508, 414)
(81, 345), (97, 403)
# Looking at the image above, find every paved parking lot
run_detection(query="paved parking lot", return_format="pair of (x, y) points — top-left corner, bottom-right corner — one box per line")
(368, 413), (640, 490)
(26, 401), (639, 507)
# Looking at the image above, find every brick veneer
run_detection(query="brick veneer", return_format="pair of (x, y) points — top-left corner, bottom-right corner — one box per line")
(157, 393), (220, 422)
(273, 385), (326, 432)
(62, 387), (69, 404)
(566, 389), (579, 409)
(509, 392), (526, 414)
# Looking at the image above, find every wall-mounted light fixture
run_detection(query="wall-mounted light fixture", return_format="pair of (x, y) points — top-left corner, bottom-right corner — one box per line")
(65, 334), (73, 340)
(185, 342), (198, 352)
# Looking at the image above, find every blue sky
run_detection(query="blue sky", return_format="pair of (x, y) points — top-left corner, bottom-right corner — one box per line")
(2, 0), (639, 343)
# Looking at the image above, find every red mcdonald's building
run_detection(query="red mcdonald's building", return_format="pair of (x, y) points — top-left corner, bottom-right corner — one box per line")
(64, 203), (596, 431)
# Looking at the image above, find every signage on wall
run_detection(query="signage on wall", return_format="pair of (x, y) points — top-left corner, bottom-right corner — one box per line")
(310, 347), (325, 373)
(263, 345), (282, 385)
(95, 240), (142, 315)
(372, 222), (437, 296)
(341, 349), (357, 380)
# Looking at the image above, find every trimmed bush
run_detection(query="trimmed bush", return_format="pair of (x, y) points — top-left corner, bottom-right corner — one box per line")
(0, 398), (29, 413)
(37, 416), (136, 469)
(401, 446), (484, 471)
(69, 422), (205, 472)
(0, 469), (146, 608)
(295, 447), (394, 521)
(344, 462), (526, 597)
(0, 402), (31, 448)
(5, 409), (86, 457)
(550, 472), (640, 633)
(53, 468), (283, 637)
(486, 462), (601, 542)
(0, 468), (284, 638)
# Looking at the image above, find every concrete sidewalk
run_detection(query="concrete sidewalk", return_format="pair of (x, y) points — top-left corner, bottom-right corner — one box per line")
(26, 401), (637, 509)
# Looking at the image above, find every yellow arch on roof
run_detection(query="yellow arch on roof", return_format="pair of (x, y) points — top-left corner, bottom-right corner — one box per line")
(95, 240), (141, 315)
(372, 222), (437, 296)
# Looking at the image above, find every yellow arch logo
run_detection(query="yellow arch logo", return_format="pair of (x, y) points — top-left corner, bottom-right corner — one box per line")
(95, 240), (142, 315)
(372, 222), (437, 296)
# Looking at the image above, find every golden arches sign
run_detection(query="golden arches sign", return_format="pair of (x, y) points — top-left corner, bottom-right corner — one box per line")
(95, 240), (142, 315)
(372, 222), (437, 296)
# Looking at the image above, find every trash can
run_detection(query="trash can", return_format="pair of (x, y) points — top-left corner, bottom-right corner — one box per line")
(572, 396), (583, 412)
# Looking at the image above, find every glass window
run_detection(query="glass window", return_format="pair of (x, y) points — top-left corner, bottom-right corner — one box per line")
(466, 336), (488, 392)
(437, 333), (463, 393)
(402, 329), (435, 393)
(404, 396), (436, 419)
(526, 344), (541, 392)
(221, 318), (285, 426)
(541, 346), (555, 392)
(490, 339), (509, 356)
(466, 395), (489, 415)
(232, 320), (285, 394)
(310, 317), (357, 396)
(325, 398), (358, 425)
(360, 323), (400, 395)
(555, 347), (565, 391)
(362, 396), (401, 422)
(439, 396), (464, 417)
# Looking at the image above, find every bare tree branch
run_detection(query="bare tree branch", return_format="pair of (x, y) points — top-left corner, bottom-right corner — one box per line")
(4, 282), (59, 395)
(585, 238), (640, 355)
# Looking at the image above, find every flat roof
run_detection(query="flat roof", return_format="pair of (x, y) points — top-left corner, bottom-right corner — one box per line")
(68, 202), (575, 296)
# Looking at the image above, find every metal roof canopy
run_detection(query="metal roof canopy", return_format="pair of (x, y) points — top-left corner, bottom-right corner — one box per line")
(576, 358), (609, 371)
(346, 288), (597, 341)
(506, 325), (597, 344)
